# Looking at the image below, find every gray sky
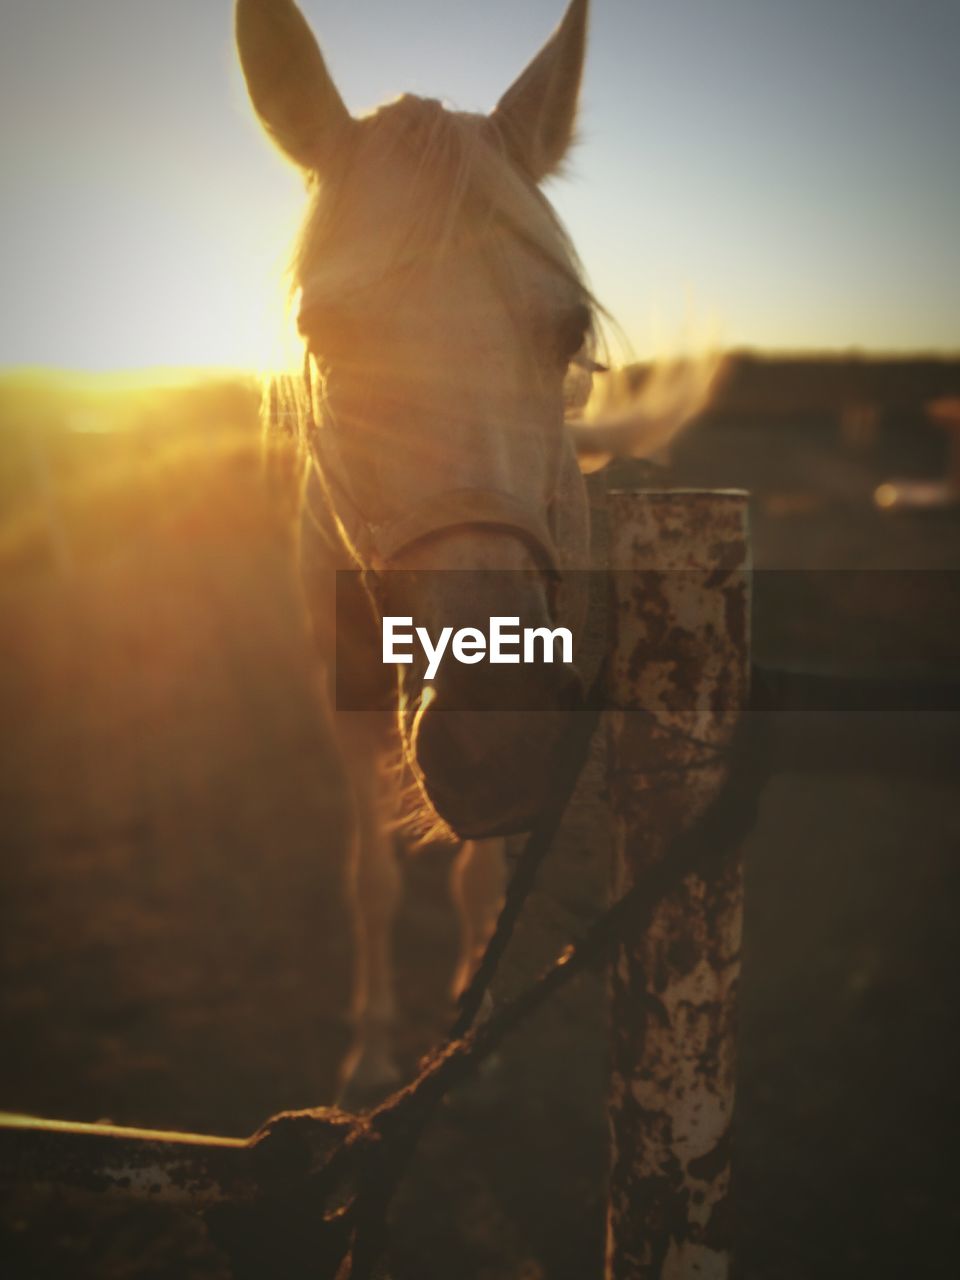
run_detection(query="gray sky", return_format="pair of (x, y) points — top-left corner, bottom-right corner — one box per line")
(1, 0), (957, 370)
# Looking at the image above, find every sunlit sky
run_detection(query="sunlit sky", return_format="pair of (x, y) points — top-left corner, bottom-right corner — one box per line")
(1, 0), (957, 372)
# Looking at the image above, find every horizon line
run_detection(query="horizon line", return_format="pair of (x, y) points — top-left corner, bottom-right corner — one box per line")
(2, 345), (960, 389)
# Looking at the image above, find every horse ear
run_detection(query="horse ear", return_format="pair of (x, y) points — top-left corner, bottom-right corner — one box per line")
(235, 0), (354, 170)
(491, 0), (588, 182)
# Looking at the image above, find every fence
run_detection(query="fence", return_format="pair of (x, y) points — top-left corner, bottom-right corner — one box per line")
(1, 485), (956, 1278)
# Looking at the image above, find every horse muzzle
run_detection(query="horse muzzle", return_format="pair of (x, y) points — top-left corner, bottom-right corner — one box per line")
(407, 663), (583, 837)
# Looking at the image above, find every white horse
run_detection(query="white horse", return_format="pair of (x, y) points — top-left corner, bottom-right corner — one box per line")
(236, 0), (712, 1105)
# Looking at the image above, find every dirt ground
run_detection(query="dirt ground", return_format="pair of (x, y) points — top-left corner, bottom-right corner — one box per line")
(0, 381), (958, 1277)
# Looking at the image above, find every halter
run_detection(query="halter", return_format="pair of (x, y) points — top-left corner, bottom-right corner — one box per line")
(301, 351), (562, 580)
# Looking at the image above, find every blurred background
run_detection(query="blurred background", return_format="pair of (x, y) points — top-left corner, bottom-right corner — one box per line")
(1, 3), (958, 1278)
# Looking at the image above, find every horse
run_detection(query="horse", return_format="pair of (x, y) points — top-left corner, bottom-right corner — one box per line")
(235, 0), (713, 1105)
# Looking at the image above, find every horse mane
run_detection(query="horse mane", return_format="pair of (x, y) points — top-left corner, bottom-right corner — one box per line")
(263, 96), (598, 476)
(293, 95), (596, 324)
(262, 92), (721, 503)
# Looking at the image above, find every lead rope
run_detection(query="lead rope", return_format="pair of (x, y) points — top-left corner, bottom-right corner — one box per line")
(317, 710), (773, 1280)
(205, 688), (773, 1280)
(448, 658), (608, 1041)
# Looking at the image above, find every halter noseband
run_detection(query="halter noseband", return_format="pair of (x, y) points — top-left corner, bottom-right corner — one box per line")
(302, 353), (562, 579)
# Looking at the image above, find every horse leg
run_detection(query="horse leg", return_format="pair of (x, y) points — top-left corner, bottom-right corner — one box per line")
(296, 479), (405, 1105)
(337, 717), (404, 1107)
(449, 837), (506, 1004)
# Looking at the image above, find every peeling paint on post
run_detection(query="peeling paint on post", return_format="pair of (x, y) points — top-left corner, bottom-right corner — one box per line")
(606, 489), (751, 1280)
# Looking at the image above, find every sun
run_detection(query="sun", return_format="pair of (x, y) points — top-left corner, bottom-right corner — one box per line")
(2, 155), (306, 378)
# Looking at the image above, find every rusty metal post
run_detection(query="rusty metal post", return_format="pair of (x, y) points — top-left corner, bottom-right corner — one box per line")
(606, 489), (751, 1280)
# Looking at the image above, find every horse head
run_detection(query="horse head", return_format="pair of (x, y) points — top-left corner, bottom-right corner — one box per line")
(237, 0), (597, 836)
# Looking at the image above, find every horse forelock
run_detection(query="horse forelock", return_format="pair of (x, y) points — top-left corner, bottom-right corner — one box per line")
(264, 96), (605, 464)
(292, 96), (597, 324)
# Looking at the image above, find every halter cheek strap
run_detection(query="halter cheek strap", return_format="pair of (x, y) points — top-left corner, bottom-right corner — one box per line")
(367, 487), (559, 574)
(303, 353), (561, 578)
